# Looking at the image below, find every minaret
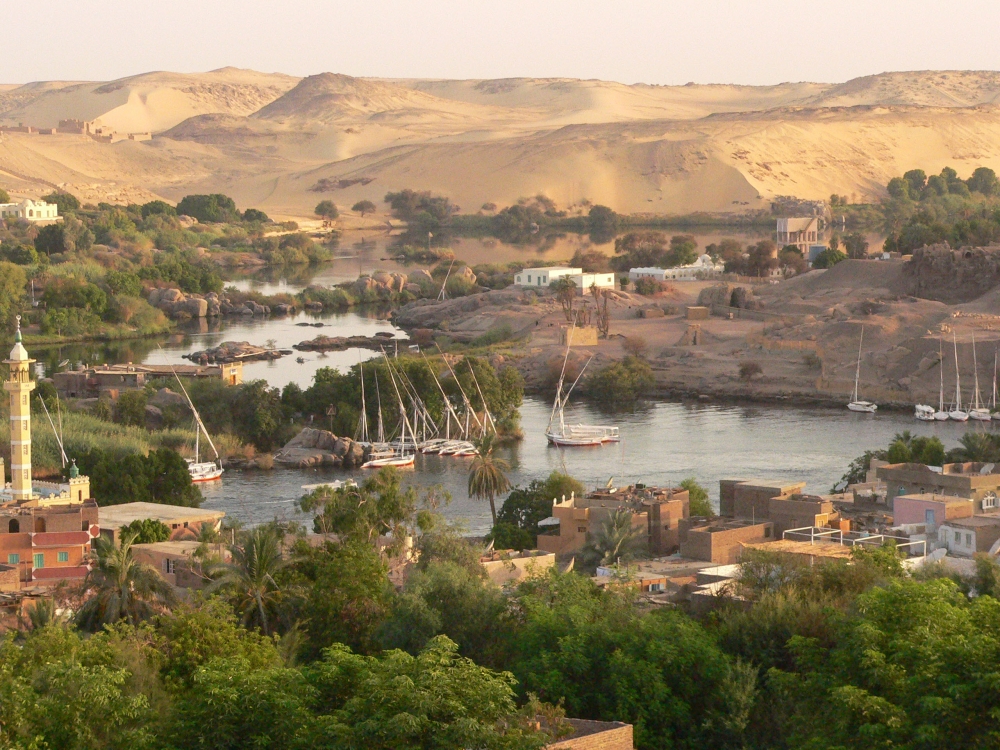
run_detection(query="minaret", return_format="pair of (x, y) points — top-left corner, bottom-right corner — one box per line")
(4, 316), (34, 503)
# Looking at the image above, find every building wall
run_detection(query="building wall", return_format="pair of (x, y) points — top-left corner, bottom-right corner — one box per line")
(547, 720), (634, 750)
(645, 494), (689, 554)
(893, 496), (973, 528)
(767, 497), (835, 536)
(482, 552), (556, 585)
(679, 520), (774, 563)
(728, 481), (807, 521)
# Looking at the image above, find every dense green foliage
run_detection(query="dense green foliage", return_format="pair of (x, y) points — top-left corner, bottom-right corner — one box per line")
(119, 518), (171, 544)
(610, 231), (699, 273)
(584, 355), (655, 405)
(74, 447), (202, 507)
(490, 472), (585, 550)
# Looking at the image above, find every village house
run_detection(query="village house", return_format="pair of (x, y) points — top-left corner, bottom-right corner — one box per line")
(679, 518), (775, 564)
(53, 361), (243, 398)
(537, 485), (690, 557)
(937, 515), (1000, 557)
(776, 217), (821, 254)
(876, 461), (1000, 510)
(131, 540), (229, 589)
(628, 254), (725, 282)
(513, 267), (616, 293)
(0, 198), (59, 223)
(98, 502), (225, 544)
(479, 549), (555, 585)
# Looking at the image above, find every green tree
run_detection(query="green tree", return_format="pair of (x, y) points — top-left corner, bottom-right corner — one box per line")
(903, 168), (927, 195)
(468, 434), (512, 524)
(282, 539), (392, 658)
(207, 526), (289, 635)
(886, 176), (910, 199)
(680, 477), (713, 517)
(315, 200), (339, 220)
(967, 166), (1000, 196)
(105, 269), (143, 297)
(584, 356), (654, 405)
(241, 208), (270, 223)
(351, 199), (376, 216)
(0, 187), (9, 203)
(119, 518), (170, 544)
(140, 199), (176, 218)
(611, 231), (669, 272)
(115, 390), (147, 427)
(588, 204), (620, 242)
(667, 234), (698, 266)
(842, 232), (869, 259)
(0, 241), (38, 265)
(76, 533), (177, 631)
(299, 467), (417, 547)
(75, 447), (202, 507)
(34, 223), (67, 254)
(812, 248), (847, 269)
(550, 276), (577, 320)
(583, 508), (646, 566)
(41, 190), (80, 214)
(0, 262), (27, 328)
(176, 193), (240, 223)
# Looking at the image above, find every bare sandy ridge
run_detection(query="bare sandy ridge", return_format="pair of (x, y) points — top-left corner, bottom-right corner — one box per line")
(6, 68), (1000, 215)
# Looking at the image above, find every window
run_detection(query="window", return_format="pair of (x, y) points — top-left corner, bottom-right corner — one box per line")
(57, 552), (68, 563)
(527, 275), (531, 283)
(8, 519), (18, 534)
(7, 554), (18, 564)
(163, 559), (176, 574)
(967, 533), (973, 547)
(956, 531), (962, 543)
(33, 553), (43, 569)
(577, 526), (587, 533)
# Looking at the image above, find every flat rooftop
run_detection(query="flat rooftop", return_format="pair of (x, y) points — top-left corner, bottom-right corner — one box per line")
(896, 493), (973, 506)
(132, 540), (202, 555)
(948, 515), (1000, 528)
(742, 539), (853, 559)
(99, 502), (224, 529)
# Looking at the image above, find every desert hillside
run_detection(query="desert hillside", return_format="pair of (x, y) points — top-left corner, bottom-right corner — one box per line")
(5, 68), (1000, 217)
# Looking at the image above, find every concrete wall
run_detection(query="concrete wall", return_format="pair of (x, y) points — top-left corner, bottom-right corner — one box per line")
(680, 521), (774, 564)
(767, 496), (834, 536)
(893, 495), (973, 528)
(482, 551), (555, 585)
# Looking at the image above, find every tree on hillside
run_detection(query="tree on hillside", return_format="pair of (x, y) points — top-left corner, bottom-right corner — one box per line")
(315, 200), (339, 221)
(667, 234), (698, 266)
(0, 188), (9, 203)
(680, 477), (714, 517)
(41, 191), (80, 214)
(611, 231), (669, 272)
(352, 199), (376, 217)
(140, 199), (176, 218)
(34, 224), (67, 254)
(968, 166), (1000, 196)
(0, 262), (27, 328)
(176, 193), (240, 223)
(550, 277), (577, 321)
(587, 204), (620, 242)
(842, 232), (869, 259)
(812, 247), (847, 269)
(241, 208), (270, 223)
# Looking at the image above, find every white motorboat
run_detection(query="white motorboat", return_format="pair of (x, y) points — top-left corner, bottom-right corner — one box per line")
(914, 404), (936, 421)
(362, 450), (415, 469)
(847, 326), (877, 413)
(950, 333), (969, 421)
(301, 479), (358, 492)
(934, 338), (950, 420)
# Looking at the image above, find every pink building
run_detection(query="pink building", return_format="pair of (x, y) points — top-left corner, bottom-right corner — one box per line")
(892, 493), (973, 531)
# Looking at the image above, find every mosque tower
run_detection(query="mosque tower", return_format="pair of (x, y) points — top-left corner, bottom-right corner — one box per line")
(4, 316), (35, 502)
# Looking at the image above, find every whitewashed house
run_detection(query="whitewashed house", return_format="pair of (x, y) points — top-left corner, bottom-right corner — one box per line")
(514, 267), (582, 287)
(0, 199), (59, 223)
(628, 254), (724, 282)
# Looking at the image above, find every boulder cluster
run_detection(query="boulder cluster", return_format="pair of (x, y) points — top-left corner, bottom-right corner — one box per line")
(352, 266), (477, 298)
(148, 288), (290, 319)
(184, 341), (289, 364)
(274, 428), (367, 468)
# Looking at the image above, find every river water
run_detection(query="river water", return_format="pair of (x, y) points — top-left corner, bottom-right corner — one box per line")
(33, 231), (946, 533)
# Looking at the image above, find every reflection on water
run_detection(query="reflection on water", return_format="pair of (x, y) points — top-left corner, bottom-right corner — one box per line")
(201, 396), (980, 536)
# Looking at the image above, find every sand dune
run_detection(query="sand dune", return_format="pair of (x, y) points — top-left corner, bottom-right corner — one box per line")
(6, 68), (1000, 217)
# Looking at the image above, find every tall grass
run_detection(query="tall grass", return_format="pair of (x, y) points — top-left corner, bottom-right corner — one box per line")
(0, 409), (196, 477)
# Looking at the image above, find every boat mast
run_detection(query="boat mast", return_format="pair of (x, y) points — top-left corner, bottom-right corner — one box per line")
(852, 326), (864, 403)
(994, 350), (998, 412)
(160, 346), (220, 464)
(548, 327), (574, 434)
(420, 351), (463, 440)
(434, 344), (483, 435)
(374, 368), (386, 444)
(357, 361), (369, 443)
(973, 332), (983, 410)
(953, 332), (963, 410)
(939, 337), (945, 413)
(384, 359), (416, 451)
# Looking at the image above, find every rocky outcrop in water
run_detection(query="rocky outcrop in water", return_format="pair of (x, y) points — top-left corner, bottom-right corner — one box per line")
(184, 341), (291, 364)
(274, 428), (367, 468)
(293, 332), (402, 352)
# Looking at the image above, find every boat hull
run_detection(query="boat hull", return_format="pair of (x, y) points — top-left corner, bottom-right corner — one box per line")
(970, 409), (993, 421)
(190, 468), (224, 482)
(848, 401), (877, 413)
(949, 411), (969, 422)
(934, 412), (950, 421)
(362, 455), (415, 469)
(546, 432), (605, 446)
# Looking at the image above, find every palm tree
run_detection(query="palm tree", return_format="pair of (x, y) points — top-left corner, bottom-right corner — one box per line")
(76, 532), (176, 631)
(951, 431), (1000, 463)
(206, 526), (287, 635)
(585, 508), (645, 567)
(468, 434), (512, 525)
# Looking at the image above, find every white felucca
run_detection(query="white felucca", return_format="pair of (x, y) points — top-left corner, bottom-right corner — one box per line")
(950, 332), (969, 421)
(847, 326), (877, 413)
(163, 353), (223, 482)
(362, 358), (415, 468)
(969, 333), (992, 421)
(545, 331), (620, 445)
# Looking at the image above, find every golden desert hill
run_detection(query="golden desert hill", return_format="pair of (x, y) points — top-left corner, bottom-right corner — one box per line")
(5, 67), (1000, 218)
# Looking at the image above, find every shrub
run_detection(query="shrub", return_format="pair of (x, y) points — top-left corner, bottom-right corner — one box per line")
(471, 324), (515, 348)
(176, 194), (241, 223)
(621, 336), (648, 358)
(119, 518), (171, 544)
(633, 277), (661, 296)
(739, 361), (762, 382)
(585, 356), (654, 405)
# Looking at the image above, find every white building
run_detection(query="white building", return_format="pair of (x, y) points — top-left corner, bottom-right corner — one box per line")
(628, 254), (725, 282)
(0, 199), (59, 223)
(513, 267), (616, 294)
(514, 267), (582, 287)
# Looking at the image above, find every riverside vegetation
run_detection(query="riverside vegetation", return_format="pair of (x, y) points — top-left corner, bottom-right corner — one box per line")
(7, 466), (1000, 749)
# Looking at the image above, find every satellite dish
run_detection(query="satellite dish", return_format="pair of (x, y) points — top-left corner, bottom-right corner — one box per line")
(981, 463), (995, 475)
(58, 359), (69, 369)
(834, 480), (848, 492)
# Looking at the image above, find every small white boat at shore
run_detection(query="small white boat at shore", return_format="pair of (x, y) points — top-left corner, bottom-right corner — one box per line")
(934, 338), (950, 420)
(915, 404), (936, 421)
(362, 450), (415, 469)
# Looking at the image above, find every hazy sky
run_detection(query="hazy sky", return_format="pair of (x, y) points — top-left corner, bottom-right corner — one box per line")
(7, 0), (1000, 85)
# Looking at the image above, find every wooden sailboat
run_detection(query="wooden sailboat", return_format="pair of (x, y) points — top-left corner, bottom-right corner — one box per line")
(847, 326), (877, 413)
(969, 333), (992, 420)
(362, 359), (415, 468)
(934, 337), (950, 420)
(949, 332), (969, 421)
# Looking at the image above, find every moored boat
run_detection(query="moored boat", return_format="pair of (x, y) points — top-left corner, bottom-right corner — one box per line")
(847, 327), (877, 413)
